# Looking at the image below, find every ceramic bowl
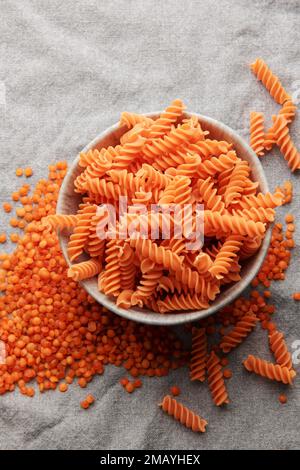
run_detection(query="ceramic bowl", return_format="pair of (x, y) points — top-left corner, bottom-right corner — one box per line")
(57, 112), (271, 325)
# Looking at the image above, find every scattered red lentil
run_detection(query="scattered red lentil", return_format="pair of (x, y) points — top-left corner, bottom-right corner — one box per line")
(86, 394), (95, 405)
(170, 386), (181, 396)
(293, 293), (300, 301)
(10, 233), (19, 243)
(120, 377), (129, 387)
(59, 383), (68, 393)
(80, 400), (89, 409)
(223, 369), (233, 379)
(15, 168), (23, 177)
(24, 167), (33, 177)
(3, 202), (12, 213)
(0, 233), (7, 244)
(133, 379), (142, 388)
(285, 214), (294, 223)
(125, 382), (135, 393)
(279, 394), (287, 404)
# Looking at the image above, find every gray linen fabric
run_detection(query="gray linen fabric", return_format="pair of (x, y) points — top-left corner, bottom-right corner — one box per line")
(0, 0), (299, 450)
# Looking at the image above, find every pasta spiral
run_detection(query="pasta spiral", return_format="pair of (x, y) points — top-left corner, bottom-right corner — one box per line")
(238, 190), (284, 210)
(157, 293), (209, 313)
(273, 115), (300, 172)
(159, 175), (192, 206)
(131, 259), (163, 307)
(116, 289), (134, 309)
(220, 311), (258, 353)
(120, 112), (154, 129)
(136, 163), (171, 189)
(196, 151), (237, 178)
(86, 207), (109, 258)
(193, 252), (213, 274)
(102, 239), (122, 297)
(166, 153), (201, 178)
(107, 169), (143, 194)
(240, 237), (262, 259)
(183, 139), (232, 160)
(190, 327), (207, 382)
(84, 178), (128, 201)
(152, 151), (186, 172)
(148, 99), (185, 138)
(269, 330), (292, 370)
(42, 214), (78, 230)
(224, 160), (250, 207)
(250, 58), (291, 105)
(67, 259), (101, 282)
(111, 134), (146, 170)
(249, 112), (265, 157)
(143, 122), (202, 159)
(264, 101), (297, 151)
(204, 211), (266, 238)
(157, 275), (189, 295)
(119, 243), (136, 291)
(207, 351), (229, 406)
(234, 206), (275, 223)
(159, 395), (207, 433)
(243, 355), (296, 384)
(120, 123), (150, 146)
(209, 235), (243, 280)
(221, 259), (241, 284)
(79, 149), (102, 168)
(174, 265), (220, 299)
(197, 177), (225, 213)
(129, 237), (183, 272)
(74, 148), (113, 193)
(67, 206), (96, 262)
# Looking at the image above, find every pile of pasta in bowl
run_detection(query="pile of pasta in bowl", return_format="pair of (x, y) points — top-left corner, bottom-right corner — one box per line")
(46, 99), (284, 314)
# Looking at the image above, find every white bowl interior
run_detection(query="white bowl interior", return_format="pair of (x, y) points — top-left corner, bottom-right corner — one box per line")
(57, 112), (271, 325)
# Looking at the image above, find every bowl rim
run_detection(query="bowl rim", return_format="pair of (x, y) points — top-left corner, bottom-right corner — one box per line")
(57, 112), (271, 326)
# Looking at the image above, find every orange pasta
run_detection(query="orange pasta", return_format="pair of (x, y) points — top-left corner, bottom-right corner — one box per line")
(190, 327), (207, 382)
(159, 395), (207, 433)
(59, 99), (284, 313)
(220, 311), (258, 353)
(272, 115), (300, 172)
(269, 330), (292, 370)
(250, 112), (265, 157)
(206, 351), (229, 406)
(148, 99), (185, 139)
(251, 58), (291, 105)
(243, 355), (296, 384)
(209, 235), (243, 280)
(67, 259), (101, 281)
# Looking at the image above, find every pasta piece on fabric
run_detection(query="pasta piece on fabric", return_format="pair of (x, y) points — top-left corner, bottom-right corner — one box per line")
(269, 330), (293, 370)
(250, 112), (265, 157)
(190, 327), (207, 382)
(159, 395), (207, 433)
(272, 115), (300, 172)
(220, 311), (258, 353)
(207, 351), (229, 406)
(243, 355), (296, 384)
(250, 58), (291, 105)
